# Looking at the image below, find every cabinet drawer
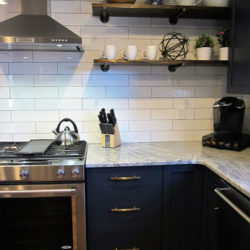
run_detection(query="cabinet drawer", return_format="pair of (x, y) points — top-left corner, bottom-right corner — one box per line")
(87, 228), (161, 250)
(86, 166), (163, 188)
(87, 186), (162, 230)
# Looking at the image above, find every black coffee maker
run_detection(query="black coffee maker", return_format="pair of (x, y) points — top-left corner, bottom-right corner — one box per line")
(202, 97), (250, 151)
(213, 97), (245, 139)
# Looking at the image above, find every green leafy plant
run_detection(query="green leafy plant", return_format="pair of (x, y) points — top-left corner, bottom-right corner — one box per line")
(195, 34), (214, 49)
(217, 29), (229, 47)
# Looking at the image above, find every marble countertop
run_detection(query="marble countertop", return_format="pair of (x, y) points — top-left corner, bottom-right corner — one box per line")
(86, 142), (250, 198)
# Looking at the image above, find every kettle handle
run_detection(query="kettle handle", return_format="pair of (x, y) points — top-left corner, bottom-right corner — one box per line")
(56, 118), (79, 133)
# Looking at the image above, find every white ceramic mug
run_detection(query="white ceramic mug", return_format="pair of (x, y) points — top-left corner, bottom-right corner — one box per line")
(100, 45), (116, 59)
(141, 45), (158, 60)
(122, 45), (137, 60)
(174, 0), (202, 6)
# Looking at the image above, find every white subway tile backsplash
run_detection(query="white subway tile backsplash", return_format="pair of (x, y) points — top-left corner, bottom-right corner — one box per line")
(121, 131), (151, 142)
(152, 109), (185, 120)
(10, 87), (58, 98)
(12, 111), (59, 122)
(82, 74), (128, 86)
(59, 87), (106, 98)
(151, 131), (194, 142)
(35, 99), (82, 110)
(0, 122), (35, 133)
(0, 99), (34, 110)
(152, 87), (195, 98)
(52, 1), (81, 13)
(106, 87), (151, 98)
(0, 87), (9, 98)
(0, 75), (33, 86)
(59, 110), (99, 121)
(129, 120), (172, 131)
(129, 75), (173, 87)
(0, 0), (229, 143)
(82, 26), (129, 39)
(129, 98), (172, 109)
(0, 63), (8, 74)
(0, 111), (11, 122)
(83, 98), (128, 110)
(34, 75), (81, 87)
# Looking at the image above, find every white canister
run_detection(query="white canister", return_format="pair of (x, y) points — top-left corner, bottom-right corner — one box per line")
(100, 45), (116, 60)
(219, 47), (229, 60)
(197, 47), (212, 60)
(142, 45), (158, 60)
(174, 0), (200, 6)
(122, 45), (137, 60)
(202, 0), (229, 7)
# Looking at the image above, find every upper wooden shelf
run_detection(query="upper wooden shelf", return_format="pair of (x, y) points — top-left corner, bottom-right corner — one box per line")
(92, 3), (230, 23)
(94, 59), (228, 72)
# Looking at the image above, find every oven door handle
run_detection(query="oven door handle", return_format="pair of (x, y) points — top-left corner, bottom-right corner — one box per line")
(0, 188), (77, 198)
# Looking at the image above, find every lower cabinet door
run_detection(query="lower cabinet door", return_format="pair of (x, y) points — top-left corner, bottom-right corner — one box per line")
(163, 165), (203, 250)
(87, 228), (161, 250)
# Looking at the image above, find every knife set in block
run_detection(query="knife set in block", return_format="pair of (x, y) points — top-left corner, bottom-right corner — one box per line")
(98, 108), (121, 148)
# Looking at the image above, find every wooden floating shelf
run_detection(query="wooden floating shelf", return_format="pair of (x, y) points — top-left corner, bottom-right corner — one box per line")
(94, 59), (228, 72)
(92, 3), (230, 23)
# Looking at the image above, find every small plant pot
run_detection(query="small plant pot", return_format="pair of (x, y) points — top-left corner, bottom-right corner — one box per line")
(202, 0), (229, 7)
(174, 0), (197, 5)
(219, 47), (229, 60)
(197, 47), (212, 60)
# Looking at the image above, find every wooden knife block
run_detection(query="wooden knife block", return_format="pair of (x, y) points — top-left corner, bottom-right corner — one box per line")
(101, 123), (121, 148)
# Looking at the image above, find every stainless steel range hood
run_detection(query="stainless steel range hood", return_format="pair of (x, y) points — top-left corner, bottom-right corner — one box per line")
(0, 0), (83, 52)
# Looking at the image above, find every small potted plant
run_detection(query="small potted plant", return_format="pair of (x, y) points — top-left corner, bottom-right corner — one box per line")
(195, 34), (214, 60)
(217, 29), (229, 60)
(202, 0), (229, 7)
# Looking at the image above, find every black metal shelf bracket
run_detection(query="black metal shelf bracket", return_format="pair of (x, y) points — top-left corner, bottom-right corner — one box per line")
(100, 7), (109, 23)
(169, 8), (186, 25)
(168, 63), (183, 72)
(100, 63), (110, 72)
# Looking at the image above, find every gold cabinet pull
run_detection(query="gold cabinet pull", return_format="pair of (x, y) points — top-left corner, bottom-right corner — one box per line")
(114, 247), (140, 250)
(110, 206), (141, 213)
(110, 176), (141, 181)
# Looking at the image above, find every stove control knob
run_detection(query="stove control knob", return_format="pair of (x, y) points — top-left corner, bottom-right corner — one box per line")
(72, 167), (80, 178)
(56, 167), (65, 179)
(20, 168), (29, 179)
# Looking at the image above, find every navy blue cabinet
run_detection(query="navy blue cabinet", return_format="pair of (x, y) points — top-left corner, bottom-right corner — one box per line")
(86, 166), (163, 250)
(227, 0), (250, 94)
(200, 168), (226, 250)
(86, 165), (249, 250)
(163, 165), (203, 250)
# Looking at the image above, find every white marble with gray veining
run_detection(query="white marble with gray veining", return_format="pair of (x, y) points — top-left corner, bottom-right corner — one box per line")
(86, 142), (250, 198)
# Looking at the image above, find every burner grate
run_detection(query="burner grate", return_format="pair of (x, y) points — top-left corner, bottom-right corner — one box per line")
(0, 141), (87, 158)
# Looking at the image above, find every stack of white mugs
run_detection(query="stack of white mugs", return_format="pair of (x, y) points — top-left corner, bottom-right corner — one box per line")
(100, 44), (159, 60)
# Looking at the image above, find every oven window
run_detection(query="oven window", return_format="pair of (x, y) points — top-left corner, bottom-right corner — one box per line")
(0, 197), (73, 250)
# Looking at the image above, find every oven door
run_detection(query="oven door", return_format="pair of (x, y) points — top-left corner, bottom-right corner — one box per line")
(0, 183), (86, 250)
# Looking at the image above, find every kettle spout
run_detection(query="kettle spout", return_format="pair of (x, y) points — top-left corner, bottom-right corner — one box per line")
(52, 130), (58, 135)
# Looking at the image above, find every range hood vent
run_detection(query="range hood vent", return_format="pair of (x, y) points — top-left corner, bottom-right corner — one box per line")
(0, 0), (83, 52)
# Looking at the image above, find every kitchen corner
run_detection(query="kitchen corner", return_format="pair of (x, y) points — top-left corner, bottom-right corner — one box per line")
(0, 0), (249, 249)
(87, 141), (250, 198)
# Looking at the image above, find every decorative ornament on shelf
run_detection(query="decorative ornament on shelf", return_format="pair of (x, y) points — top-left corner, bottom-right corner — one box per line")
(195, 34), (214, 60)
(159, 32), (189, 60)
(217, 28), (229, 60)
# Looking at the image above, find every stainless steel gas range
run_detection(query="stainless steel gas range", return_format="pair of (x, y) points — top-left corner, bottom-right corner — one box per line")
(0, 140), (87, 250)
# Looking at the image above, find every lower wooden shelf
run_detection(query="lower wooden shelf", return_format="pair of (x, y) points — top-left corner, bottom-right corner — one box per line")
(94, 59), (228, 72)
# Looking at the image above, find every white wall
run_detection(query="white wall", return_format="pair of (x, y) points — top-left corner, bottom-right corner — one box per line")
(1, 0), (246, 143)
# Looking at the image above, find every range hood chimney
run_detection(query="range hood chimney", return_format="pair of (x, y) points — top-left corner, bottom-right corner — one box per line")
(0, 0), (83, 52)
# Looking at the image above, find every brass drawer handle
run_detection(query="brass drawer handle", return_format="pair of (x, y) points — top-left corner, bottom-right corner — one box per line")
(110, 176), (141, 181)
(115, 247), (140, 250)
(110, 206), (141, 213)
